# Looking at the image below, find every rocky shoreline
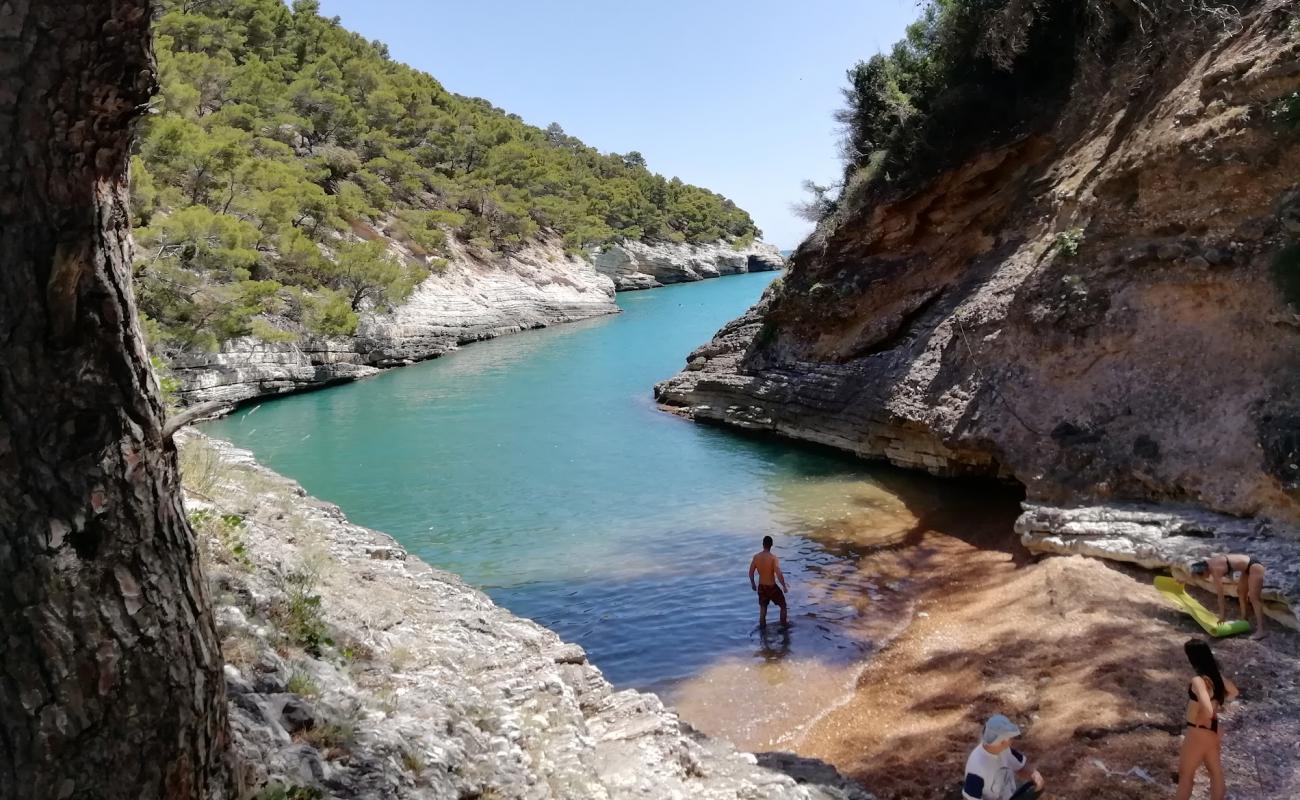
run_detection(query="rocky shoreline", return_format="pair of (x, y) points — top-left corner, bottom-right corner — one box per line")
(172, 238), (783, 407)
(180, 432), (869, 799)
(593, 240), (785, 291)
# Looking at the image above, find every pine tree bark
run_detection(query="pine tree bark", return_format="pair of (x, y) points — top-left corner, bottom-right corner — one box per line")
(0, 2), (235, 798)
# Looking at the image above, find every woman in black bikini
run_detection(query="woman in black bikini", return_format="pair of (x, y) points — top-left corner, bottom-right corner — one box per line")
(1175, 639), (1238, 800)
(1189, 553), (1267, 638)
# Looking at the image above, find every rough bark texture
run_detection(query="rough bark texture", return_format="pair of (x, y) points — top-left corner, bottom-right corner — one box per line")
(0, 2), (235, 798)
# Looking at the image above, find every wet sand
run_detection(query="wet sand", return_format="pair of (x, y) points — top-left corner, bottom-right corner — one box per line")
(671, 496), (1300, 799)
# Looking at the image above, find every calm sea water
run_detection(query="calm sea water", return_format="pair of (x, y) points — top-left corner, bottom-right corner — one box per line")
(204, 272), (992, 694)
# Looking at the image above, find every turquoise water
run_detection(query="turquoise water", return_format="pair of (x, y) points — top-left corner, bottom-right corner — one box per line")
(204, 272), (990, 692)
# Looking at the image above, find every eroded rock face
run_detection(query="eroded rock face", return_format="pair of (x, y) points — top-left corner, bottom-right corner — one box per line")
(172, 239), (617, 406)
(183, 433), (871, 799)
(658, 4), (1300, 526)
(593, 240), (786, 291)
(1017, 501), (1300, 629)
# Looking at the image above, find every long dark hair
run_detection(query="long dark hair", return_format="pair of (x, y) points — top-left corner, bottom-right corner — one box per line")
(1184, 639), (1226, 704)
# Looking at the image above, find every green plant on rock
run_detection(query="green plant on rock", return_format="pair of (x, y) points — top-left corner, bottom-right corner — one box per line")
(399, 747), (425, 775)
(326, 240), (426, 312)
(300, 288), (359, 337)
(178, 438), (225, 497)
(1269, 92), (1300, 131)
(189, 509), (252, 567)
(249, 318), (298, 344)
(286, 669), (321, 698)
(277, 570), (332, 655)
(1053, 228), (1086, 258)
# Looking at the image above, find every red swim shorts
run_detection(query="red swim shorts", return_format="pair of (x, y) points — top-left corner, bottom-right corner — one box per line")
(757, 584), (786, 608)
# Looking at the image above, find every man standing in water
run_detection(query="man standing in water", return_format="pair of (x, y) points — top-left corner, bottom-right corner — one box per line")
(749, 535), (789, 627)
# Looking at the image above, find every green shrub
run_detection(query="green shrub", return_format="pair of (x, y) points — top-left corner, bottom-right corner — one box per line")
(277, 571), (332, 655)
(189, 509), (251, 567)
(1270, 92), (1300, 131)
(249, 318), (298, 344)
(1053, 228), (1086, 258)
(286, 669), (321, 698)
(302, 289), (359, 337)
(150, 355), (183, 408)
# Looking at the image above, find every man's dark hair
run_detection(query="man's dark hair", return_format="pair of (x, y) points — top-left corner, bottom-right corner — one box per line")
(762, 535), (773, 550)
(1190, 560), (1209, 576)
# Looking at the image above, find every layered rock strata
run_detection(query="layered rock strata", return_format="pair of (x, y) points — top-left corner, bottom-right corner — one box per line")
(1018, 502), (1300, 629)
(593, 240), (785, 291)
(183, 432), (871, 799)
(658, 4), (1300, 532)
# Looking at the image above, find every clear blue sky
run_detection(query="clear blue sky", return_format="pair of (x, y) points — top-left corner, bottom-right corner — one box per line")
(317, 0), (921, 250)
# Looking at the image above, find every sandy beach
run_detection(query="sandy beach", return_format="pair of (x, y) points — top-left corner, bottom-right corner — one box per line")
(797, 540), (1300, 799)
(673, 497), (1300, 799)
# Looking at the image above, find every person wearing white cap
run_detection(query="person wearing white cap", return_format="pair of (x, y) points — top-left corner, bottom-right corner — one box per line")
(961, 714), (1046, 800)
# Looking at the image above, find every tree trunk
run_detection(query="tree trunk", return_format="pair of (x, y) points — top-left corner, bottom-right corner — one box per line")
(0, 2), (235, 798)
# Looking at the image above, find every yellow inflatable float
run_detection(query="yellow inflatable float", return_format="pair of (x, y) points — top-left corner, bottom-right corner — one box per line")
(1154, 576), (1252, 637)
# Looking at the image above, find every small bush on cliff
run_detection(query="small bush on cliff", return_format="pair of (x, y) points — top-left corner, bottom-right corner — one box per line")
(1270, 92), (1300, 131)
(277, 570), (332, 655)
(835, 0), (1079, 186)
(827, 0), (1260, 226)
(191, 509), (253, 568)
(1053, 227), (1086, 258)
(299, 288), (359, 337)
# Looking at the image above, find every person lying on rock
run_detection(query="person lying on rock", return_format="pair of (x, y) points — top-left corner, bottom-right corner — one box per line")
(961, 714), (1045, 800)
(1190, 554), (1267, 639)
(748, 535), (788, 627)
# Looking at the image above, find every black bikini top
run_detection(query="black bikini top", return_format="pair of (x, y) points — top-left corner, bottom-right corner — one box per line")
(1188, 676), (1220, 707)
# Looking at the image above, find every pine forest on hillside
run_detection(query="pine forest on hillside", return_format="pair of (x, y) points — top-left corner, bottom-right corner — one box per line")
(135, 0), (760, 352)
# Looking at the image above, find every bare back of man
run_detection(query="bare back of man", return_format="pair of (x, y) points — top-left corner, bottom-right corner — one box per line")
(748, 536), (788, 627)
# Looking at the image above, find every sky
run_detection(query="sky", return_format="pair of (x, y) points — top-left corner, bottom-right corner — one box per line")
(316, 0), (921, 250)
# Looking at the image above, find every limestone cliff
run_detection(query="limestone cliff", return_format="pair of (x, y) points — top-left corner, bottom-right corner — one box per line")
(172, 238), (617, 406)
(172, 236), (786, 407)
(593, 240), (785, 291)
(658, 3), (1300, 537)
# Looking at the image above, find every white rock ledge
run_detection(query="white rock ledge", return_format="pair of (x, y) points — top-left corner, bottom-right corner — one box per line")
(1017, 502), (1300, 630)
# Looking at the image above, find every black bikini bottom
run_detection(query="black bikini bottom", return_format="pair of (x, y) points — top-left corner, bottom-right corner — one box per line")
(1187, 718), (1219, 733)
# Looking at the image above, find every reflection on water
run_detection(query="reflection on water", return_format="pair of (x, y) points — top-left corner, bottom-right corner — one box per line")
(203, 271), (1020, 725)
